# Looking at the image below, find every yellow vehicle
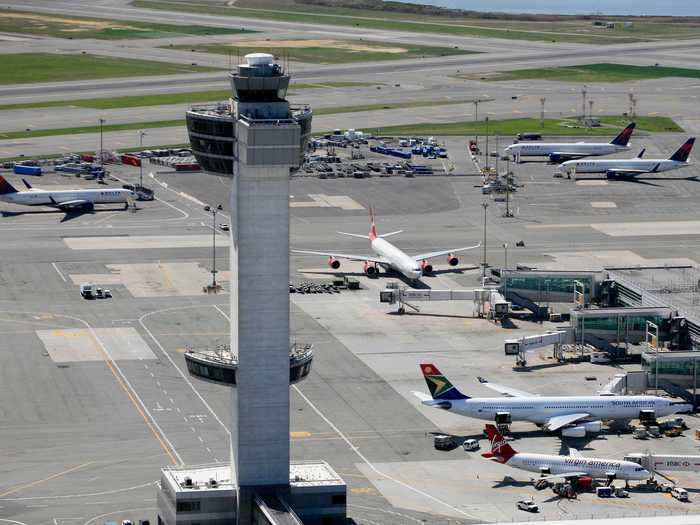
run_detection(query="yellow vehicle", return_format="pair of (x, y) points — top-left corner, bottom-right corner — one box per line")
(665, 426), (683, 437)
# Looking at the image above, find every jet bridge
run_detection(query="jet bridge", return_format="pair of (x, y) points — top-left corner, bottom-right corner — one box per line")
(504, 330), (572, 366)
(379, 284), (510, 320)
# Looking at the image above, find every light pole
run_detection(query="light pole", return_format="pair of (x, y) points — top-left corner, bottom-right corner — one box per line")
(481, 201), (488, 281)
(138, 130), (147, 189)
(485, 116), (490, 171)
(540, 97), (546, 128)
(588, 100), (594, 127)
(204, 204), (223, 291)
(473, 99), (479, 148)
(502, 242), (508, 270)
(581, 85), (587, 124)
(99, 118), (105, 167)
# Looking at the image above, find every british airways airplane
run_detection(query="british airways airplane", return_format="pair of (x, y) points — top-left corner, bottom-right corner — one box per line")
(505, 122), (635, 163)
(293, 209), (479, 282)
(414, 363), (691, 433)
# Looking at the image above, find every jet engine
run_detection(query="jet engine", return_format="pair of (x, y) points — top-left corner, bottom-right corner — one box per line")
(447, 254), (459, 266)
(327, 256), (340, 269)
(421, 260), (433, 273)
(81, 201), (95, 211)
(363, 262), (377, 276)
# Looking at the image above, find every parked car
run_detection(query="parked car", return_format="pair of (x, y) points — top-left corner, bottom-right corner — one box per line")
(462, 439), (479, 451)
(671, 487), (689, 501)
(219, 223), (230, 231)
(517, 499), (538, 512)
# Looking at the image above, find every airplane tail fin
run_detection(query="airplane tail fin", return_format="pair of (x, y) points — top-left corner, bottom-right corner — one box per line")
(484, 424), (517, 462)
(419, 363), (469, 400)
(637, 148), (645, 158)
(368, 206), (377, 241)
(610, 122), (635, 146)
(669, 138), (695, 162)
(0, 176), (18, 195)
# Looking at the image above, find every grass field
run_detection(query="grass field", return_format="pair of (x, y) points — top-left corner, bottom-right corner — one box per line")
(1, 115), (679, 142)
(170, 40), (471, 64)
(132, 0), (700, 44)
(313, 98), (480, 115)
(357, 116), (682, 137)
(0, 120), (184, 141)
(0, 82), (378, 111)
(465, 63), (700, 83)
(0, 9), (250, 39)
(0, 53), (218, 85)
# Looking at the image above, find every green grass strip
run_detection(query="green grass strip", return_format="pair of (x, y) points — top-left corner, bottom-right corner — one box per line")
(468, 63), (700, 83)
(0, 53), (219, 86)
(0, 120), (185, 140)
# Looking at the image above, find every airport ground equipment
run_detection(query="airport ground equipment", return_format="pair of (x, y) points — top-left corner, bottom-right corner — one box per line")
(625, 452), (700, 473)
(380, 284), (510, 318)
(504, 330), (570, 366)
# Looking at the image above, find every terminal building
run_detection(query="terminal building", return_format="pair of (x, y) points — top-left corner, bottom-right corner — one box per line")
(157, 53), (345, 525)
(499, 266), (700, 404)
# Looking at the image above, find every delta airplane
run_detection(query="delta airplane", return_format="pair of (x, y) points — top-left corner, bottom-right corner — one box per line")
(504, 122), (635, 163)
(483, 424), (651, 484)
(0, 176), (134, 217)
(414, 363), (691, 433)
(292, 209), (480, 282)
(559, 137), (695, 178)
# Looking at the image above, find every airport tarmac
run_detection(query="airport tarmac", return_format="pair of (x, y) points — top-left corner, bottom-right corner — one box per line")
(3, 132), (700, 523)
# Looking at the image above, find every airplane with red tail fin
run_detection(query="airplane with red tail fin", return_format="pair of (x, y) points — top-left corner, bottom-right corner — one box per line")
(292, 208), (479, 282)
(483, 424), (650, 484)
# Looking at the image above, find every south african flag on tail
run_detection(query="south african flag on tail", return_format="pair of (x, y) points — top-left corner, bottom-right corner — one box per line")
(420, 363), (469, 400)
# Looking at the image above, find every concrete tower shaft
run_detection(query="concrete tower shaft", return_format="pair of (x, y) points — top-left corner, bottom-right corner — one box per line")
(229, 53), (302, 523)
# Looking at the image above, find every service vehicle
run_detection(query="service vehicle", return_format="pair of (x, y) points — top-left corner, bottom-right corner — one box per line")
(219, 223), (230, 231)
(671, 487), (689, 501)
(517, 499), (538, 512)
(433, 434), (454, 450)
(462, 439), (479, 451)
(596, 486), (613, 498)
(80, 283), (95, 299)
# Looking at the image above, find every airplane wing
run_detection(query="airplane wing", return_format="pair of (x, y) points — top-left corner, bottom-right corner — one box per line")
(411, 243), (481, 261)
(543, 413), (590, 432)
(606, 164), (660, 177)
(550, 152), (589, 161)
(292, 249), (387, 264)
(477, 376), (538, 398)
(538, 472), (589, 481)
(568, 448), (583, 458)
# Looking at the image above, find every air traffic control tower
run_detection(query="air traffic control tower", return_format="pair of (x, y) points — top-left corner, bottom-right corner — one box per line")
(157, 55), (346, 525)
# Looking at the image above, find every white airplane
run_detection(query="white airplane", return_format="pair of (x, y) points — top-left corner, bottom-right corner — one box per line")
(0, 176), (134, 216)
(559, 137), (695, 178)
(504, 122), (635, 163)
(292, 209), (480, 282)
(483, 424), (651, 484)
(414, 363), (692, 433)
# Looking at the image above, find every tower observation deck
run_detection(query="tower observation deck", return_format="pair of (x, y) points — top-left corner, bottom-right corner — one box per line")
(186, 53), (312, 176)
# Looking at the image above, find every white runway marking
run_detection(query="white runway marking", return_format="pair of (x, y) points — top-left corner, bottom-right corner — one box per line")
(591, 220), (700, 237)
(51, 262), (67, 282)
(290, 194), (364, 210)
(64, 235), (219, 250)
(590, 201), (617, 208)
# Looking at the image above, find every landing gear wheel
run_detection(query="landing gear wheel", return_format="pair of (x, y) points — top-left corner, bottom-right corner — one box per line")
(398, 307), (405, 315)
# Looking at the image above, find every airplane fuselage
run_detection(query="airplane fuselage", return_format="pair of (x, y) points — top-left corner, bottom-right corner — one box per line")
(505, 142), (628, 158)
(371, 237), (422, 280)
(560, 158), (688, 174)
(505, 453), (650, 481)
(0, 189), (133, 207)
(441, 395), (689, 424)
